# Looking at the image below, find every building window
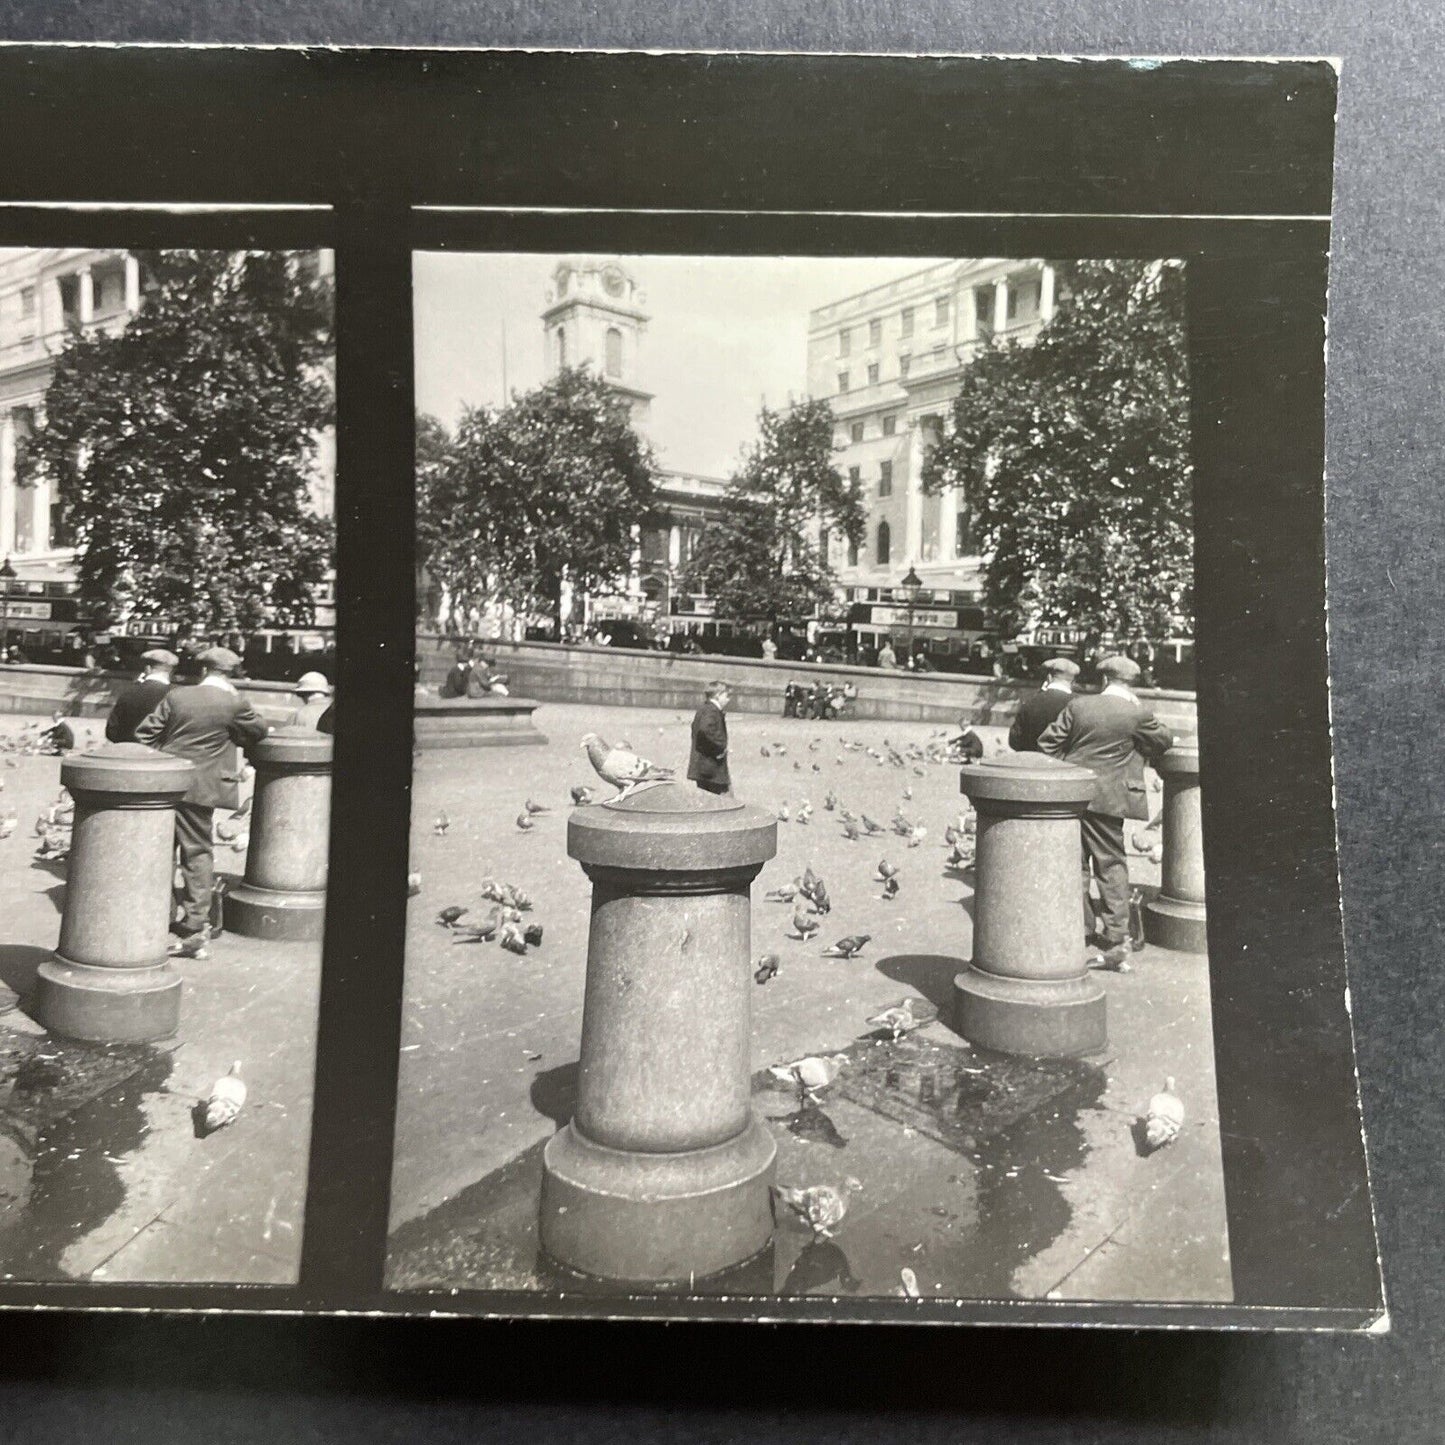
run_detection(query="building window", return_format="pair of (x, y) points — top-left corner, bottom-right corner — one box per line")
(605, 326), (623, 378)
(866, 362), (879, 385)
(819, 524), (830, 556)
(557, 326), (568, 368)
(955, 510), (973, 557)
(899, 353), (911, 379)
(847, 537), (859, 567)
(848, 464), (861, 488)
(1005, 285), (1018, 322)
(850, 420), (864, 443)
(921, 413), (943, 446)
(935, 296), (949, 326)
(18, 286), (35, 318)
(900, 306), (913, 338)
(869, 318), (881, 347)
(882, 414), (897, 437)
(838, 370), (850, 393)
(879, 460), (893, 497)
(974, 288), (993, 340)
(839, 327), (851, 356)
(876, 521), (891, 565)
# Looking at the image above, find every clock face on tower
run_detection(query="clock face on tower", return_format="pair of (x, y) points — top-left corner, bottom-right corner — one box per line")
(603, 267), (626, 298)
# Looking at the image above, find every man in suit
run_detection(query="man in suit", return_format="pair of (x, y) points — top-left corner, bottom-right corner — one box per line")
(105, 648), (177, 743)
(1038, 655), (1173, 959)
(1009, 657), (1081, 753)
(687, 680), (732, 795)
(135, 646), (269, 958)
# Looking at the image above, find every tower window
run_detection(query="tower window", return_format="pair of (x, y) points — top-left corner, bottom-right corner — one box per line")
(18, 286), (35, 318)
(557, 327), (568, 368)
(879, 460), (893, 497)
(850, 421), (864, 443)
(877, 521), (891, 565)
(605, 326), (623, 378)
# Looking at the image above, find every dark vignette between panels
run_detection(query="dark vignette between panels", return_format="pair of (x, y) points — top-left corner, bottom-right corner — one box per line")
(298, 205), (415, 1299)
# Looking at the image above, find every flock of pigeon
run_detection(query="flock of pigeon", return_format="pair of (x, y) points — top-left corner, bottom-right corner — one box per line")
(1, 722), (77, 858)
(413, 719), (1187, 1258)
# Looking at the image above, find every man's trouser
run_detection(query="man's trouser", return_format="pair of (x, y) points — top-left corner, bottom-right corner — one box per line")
(1080, 810), (1131, 945)
(174, 802), (216, 936)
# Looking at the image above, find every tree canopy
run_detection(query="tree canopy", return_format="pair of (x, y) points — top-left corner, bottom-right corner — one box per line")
(684, 398), (865, 625)
(921, 259), (1193, 641)
(415, 366), (658, 631)
(19, 249), (335, 634)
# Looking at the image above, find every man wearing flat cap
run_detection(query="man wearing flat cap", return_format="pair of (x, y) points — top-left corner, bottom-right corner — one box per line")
(1039, 654), (1174, 958)
(1009, 656), (1081, 753)
(105, 648), (178, 744)
(286, 671), (334, 732)
(135, 646), (269, 958)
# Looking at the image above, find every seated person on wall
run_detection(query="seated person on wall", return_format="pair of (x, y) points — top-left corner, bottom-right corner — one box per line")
(440, 655), (509, 699)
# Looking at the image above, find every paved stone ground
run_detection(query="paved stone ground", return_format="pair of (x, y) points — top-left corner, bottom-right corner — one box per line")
(0, 716), (319, 1284)
(390, 701), (1230, 1304)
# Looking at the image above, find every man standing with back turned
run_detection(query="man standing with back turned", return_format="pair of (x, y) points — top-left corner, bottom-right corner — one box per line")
(1008, 656), (1081, 753)
(687, 680), (732, 796)
(105, 648), (177, 743)
(135, 646), (269, 958)
(1038, 655), (1173, 962)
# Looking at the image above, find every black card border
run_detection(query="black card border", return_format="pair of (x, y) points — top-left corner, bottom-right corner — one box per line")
(0, 48), (1383, 1331)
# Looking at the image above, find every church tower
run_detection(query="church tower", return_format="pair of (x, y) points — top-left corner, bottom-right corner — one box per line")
(541, 258), (654, 426)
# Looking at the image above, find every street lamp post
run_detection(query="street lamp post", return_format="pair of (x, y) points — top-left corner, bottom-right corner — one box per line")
(900, 564), (922, 669)
(0, 555), (16, 664)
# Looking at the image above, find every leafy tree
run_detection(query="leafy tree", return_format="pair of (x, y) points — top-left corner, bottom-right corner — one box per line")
(415, 367), (657, 633)
(684, 398), (865, 627)
(19, 250), (335, 634)
(921, 259), (1192, 641)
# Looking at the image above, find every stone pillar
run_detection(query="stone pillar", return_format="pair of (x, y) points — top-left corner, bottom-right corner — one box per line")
(34, 743), (194, 1043)
(993, 277), (1010, 336)
(953, 754), (1106, 1057)
(77, 267), (94, 325)
(540, 784), (778, 1283)
(225, 731), (331, 942)
(124, 254), (141, 313)
(1144, 743), (1207, 953)
(668, 524), (682, 568)
(938, 480), (958, 562)
(961, 284), (979, 349)
(0, 412), (14, 560)
(903, 422), (924, 563)
(1040, 263), (1057, 324)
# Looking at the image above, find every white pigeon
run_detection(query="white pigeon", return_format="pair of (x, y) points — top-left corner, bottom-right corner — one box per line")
(1144, 1077), (1185, 1151)
(581, 733), (675, 800)
(773, 1177), (863, 1239)
(769, 1052), (849, 1100)
(204, 1062), (247, 1132)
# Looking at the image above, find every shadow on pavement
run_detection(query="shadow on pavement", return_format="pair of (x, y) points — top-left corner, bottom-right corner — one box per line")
(529, 1060), (578, 1127)
(0, 944), (53, 998)
(873, 952), (963, 1014)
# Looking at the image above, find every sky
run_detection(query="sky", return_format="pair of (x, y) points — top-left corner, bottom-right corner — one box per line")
(413, 252), (958, 481)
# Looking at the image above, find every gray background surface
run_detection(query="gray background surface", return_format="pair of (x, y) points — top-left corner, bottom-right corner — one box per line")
(0, 5), (1439, 1442)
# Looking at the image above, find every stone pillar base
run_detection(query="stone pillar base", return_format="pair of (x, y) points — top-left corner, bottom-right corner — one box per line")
(540, 1115), (777, 1284)
(953, 963), (1106, 1058)
(1144, 894), (1208, 954)
(225, 882), (326, 942)
(34, 954), (181, 1044)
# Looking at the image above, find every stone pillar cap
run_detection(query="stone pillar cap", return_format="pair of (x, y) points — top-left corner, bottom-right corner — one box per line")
(252, 729), (334, 766)
(960, 752), (1098, 808)
(568, 781), (777, 872)
(62, 742), (195, 796)
(1155, 741), (1200, 774)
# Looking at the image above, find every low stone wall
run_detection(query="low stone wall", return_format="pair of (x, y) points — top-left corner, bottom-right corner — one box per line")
(417, 636), (1199, 733)
(0, 663), (309, 727)
(413, 695), (548, 749)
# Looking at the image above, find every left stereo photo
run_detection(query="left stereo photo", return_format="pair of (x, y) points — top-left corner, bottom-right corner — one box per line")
(0, 246), (335, 1284)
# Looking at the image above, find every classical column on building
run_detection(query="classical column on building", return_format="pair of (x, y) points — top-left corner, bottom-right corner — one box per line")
(937, 473), (959, 565)
(993, 277), (1010, 337)
(0, 412), (15, 559)
(960, 277), (979, 352)
(124, 254), (141, 313)
(1040, 264), (1057, 324)
(903, 421), (925, 565)
(77, 266), (94, 326)
(29, 406), (49, 553)
(667, 525), (682, 568)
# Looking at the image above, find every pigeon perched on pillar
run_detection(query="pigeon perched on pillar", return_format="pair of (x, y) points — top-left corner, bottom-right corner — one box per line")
(581, 733), (675, 800)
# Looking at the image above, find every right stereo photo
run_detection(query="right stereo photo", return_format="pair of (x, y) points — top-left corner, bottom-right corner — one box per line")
(386, 250), (1223, 1305)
